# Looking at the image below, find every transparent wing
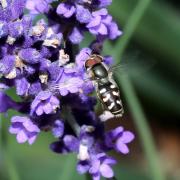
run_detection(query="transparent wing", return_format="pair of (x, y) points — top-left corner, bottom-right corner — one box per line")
(108, 54), (156, 77)
(48, 83), (78, 91)
(48, 83), (70, 91)
(46, 83), (77, 95)
(47, 78), (92, 95)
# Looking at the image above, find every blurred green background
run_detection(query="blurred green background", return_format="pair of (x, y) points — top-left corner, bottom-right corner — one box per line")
(1, 0), (180, 179)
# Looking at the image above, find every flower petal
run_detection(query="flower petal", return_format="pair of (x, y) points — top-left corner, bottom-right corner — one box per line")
(16, 130), (28, 143)
(28, 135), (37, 145)
(87, 16), (101, 28)
(116, 139), (129, 154)
(35, 104), (44, 116)
(92, 173), (100, 180)
(89, 160), (100, 174)
(121, 131), (135, 143)
(77, 161), (90, 174)
(63, 135), (79, 152)
(100, 164), (114, 178)
(9, 126), (21, 134)
(43, 102), (53, 114)
(98, 23), (108, 35)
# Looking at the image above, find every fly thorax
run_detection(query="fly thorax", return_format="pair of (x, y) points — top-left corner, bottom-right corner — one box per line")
(91, 64), (108, 80)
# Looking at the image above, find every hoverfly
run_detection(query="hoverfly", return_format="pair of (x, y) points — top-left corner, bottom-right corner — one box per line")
(43, 48), (124, 118)
(85, 54), (124, 118)
(45, 48), (154, 119)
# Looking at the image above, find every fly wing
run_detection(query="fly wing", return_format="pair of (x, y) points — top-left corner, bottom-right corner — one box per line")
(47, 77), (90, 95)
(108, 56), (156, 78)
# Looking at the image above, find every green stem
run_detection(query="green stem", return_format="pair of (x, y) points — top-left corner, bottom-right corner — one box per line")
(0, 114), (20, 180)
(114, 0), (152, 60)
(117, 75), (165, 180)
(58, 155), (77, 180)
(86, 174), (92, 180)
(111, 0), (166, 179)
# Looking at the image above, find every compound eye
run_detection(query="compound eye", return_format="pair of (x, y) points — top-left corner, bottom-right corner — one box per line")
(85, 59), (96, 69)
(85, 55), (103, 69)
(85, 59), (91, 69)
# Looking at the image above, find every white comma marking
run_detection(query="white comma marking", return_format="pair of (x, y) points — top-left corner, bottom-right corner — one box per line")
(110, 84), (116, 89)
(103, 94), (111, 102)
(99, 88), (106, 94)
(108, 102), (115, 110)
(116, 100), (122, 105)
(112, 91), (119, 96)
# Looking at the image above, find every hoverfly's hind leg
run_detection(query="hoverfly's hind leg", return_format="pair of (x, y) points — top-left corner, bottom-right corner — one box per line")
(108, 63), (126, 79)
(99, 107), (124, 121)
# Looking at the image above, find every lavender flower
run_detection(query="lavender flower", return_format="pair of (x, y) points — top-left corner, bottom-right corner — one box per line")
(9, 116), (40, 145)
(26, 0), (122, 44)
(31, 91), (60, 116)
(0, 0), (134, 179)
(26, 0), (54, 14)
(76, 5), (92, 23)
(56, 3), (76, 18)
(77, 153), (116, 180)
(88, 153), (116, 179)
(105, 126), (135, 154)
(87, 8), (122, 39)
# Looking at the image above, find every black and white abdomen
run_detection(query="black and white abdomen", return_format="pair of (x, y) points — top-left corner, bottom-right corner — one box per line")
(97, 82), (124, 117)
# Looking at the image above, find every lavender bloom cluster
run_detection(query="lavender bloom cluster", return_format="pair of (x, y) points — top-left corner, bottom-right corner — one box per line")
(0, 0), (134, 179)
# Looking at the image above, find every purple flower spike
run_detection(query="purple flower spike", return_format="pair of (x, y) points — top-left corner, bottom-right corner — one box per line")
(0, 0), (134, 179)
(9, 116), (40, 145)
(105, 127), (135, 154)
(31, 91), (60, 116)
